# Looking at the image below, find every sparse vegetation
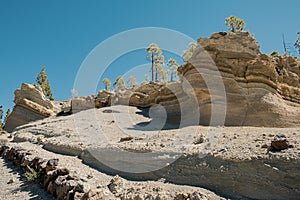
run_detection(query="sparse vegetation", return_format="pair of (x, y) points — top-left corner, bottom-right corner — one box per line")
(270, 51), (281, 57)
(36, 66), (54, 100)
(0, 106), (3, 131)
(71, 89), (78, 97)
(182, 50), (193, 63)
(25, 165), (41, 183)
(295, 31), (300, 54)
(114, 76), (125, 90)
(146, 43), (163, 82)
(127, 76), (138, 87)
(225, 16), (246, 33)
(182, 42), (197, 63)
(4, 109), (11, 126)
(167, 58), (179, 81)
(103, 78), (112, 90)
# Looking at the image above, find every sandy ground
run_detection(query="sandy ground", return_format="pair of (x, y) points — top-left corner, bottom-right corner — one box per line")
(3, 105), (300, 199)
(0, 157), (54, 200)
(1, 140), (225, 200)
(12, 105), (300, 161)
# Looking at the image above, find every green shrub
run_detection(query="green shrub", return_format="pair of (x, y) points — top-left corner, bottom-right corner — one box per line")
(25, 165), (41, 183)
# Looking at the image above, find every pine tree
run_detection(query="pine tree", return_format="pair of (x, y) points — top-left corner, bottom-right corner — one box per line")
(103, 78), (112, 90)
(295, 31), (300, 54)
(225, 16), (246, 33)
(146, 43), (163, 82)
(182, 50), (193, 63)
(113, 76), (125, 90)
(154, 54), (164, 82)
(182, 42), (198, 63)
(0, 106), (3, 131)
(167, 58), (179, 81)
(127, 76), (138, 87)
(36, 66), (54, 100)
(4, 109), (11, 126)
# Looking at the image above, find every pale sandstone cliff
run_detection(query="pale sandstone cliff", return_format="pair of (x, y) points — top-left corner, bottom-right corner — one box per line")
(4, 83), (61, 132)
(129, 32), (300, 127)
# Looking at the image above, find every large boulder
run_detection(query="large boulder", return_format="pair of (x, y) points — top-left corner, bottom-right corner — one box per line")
(95, 90), (114, 108)
(4, 83), (61, 132)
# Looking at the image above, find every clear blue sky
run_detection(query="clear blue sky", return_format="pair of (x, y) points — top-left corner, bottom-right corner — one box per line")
(0, 0), (299, 113)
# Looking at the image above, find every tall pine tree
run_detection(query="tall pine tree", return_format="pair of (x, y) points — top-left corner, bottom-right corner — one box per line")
(4, 109), (11, 126)
(36, 66), (54, 100)
(0, 106), (3, 131)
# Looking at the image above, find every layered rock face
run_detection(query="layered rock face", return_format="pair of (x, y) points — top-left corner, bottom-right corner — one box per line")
(129, 32), (300, 127)
(4, 83), (61, 132)
(179, 31), (300, 127)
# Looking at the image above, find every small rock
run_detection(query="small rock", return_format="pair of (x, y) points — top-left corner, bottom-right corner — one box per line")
(47, 158), (59, 167)
(175, 193), (189, 200)
(73, 192), (84, 200)
(268, 134), (275, 137)
(108, 175), (123, 195)
(76, 182), (91, 193)
(261, 144), (268, 148)
(7, 178), (14, 184)
(119, 136), (134, 142)
(81, 189), (104, 200)
(81, 178), (88, 183)
(87, 173), (93, 179)
(46, 158), (59, 172)
(193, 134), (205, 145)
(270, 134), (289, 151)
(157, 178), (166, 183)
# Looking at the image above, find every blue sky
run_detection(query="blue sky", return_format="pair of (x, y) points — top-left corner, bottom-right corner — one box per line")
(0, 0), (299, 114)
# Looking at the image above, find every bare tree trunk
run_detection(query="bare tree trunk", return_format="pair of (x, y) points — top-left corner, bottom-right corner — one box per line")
(151, 53), (154, 82)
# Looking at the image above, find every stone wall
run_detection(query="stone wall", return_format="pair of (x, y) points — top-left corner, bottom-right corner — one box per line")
(0, 145), (105, 200)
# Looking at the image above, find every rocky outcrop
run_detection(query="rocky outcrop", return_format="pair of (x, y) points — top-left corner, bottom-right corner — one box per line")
(127, 32), (300, 127)
(71, 96), (96, 114)
(95, 90), (114, 108)
(4, 83), (61, 132)
(178, 31), (300, 127)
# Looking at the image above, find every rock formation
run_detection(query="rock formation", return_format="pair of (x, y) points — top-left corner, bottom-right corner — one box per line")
(5, 32), (300, 131)
(128, 32), (300, 127)
(183, 31), (300, 127)
(95, 90), (114, 108)
(71, 96), (96, 114)
(4, 83), (61, 132)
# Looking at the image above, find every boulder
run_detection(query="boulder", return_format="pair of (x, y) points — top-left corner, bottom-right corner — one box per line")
(95, 90), (114, 108)
(270, 134), (290, 151)
(4, 83), (61, 132)
(71, 96), (95, 113)
(81, 189), (105, 200)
